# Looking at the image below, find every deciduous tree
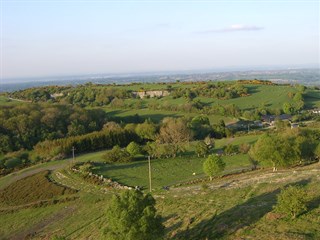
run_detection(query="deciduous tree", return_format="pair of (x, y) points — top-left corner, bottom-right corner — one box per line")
(203, 155), (225, 180)
(105, 190), (164, 240)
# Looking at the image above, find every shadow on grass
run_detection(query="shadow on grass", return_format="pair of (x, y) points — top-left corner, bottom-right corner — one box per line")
(173, 179), (311, 239)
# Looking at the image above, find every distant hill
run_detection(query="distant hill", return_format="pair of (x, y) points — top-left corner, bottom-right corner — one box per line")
(1, 68), (319, 92)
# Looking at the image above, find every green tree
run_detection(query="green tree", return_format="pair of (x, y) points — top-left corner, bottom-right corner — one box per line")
(282, 102), (294, 114)
(135, 120), (157, 140)
(103, 146), (132, 163)
(224, 144), (239, 156)
(203, 155), (225, 180)
(249, 134), (300, 171)
(195, 141), (209, 157)
(105, 190), (164, 240)
(126, 142), (141, 157)
(157, 117), (192, 157)
(274, 185), (308, 219)
(190, 116), (212, 139)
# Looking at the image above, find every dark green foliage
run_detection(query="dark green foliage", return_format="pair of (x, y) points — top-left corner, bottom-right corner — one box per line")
(211, 120), (227, 138)
(0, 104), (107, 153)
(190, 115), (212, 139)
(9, 84), (132, 106)
(171, 82), (248, 100)
(103, 146), (133, 163)
(195, 141), (210, 157)
(1, 150), (29, 169)
(0, 171), (76, 206)
(250, 129), (320, 171)
(249, 133), (300, 171)
(34, 129), (137, 161)
(274, 185), (308, 218)
(203, 154), (226, 180)
(3, 158), (23, 169)
(105, 190), (164, 240)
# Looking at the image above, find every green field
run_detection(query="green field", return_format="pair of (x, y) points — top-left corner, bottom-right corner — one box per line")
(104, 108), (235, 124)
(92, 154), (250, 189)
(304, 88), (320, 108)
(105, 84), (319, 115)
(197, 84), (298, 110)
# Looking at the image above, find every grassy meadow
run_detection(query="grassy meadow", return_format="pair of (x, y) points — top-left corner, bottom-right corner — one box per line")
(0, 163), (319, 239)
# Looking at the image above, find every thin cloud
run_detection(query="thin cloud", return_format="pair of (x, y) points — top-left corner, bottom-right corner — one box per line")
(197, 24), (264, 34)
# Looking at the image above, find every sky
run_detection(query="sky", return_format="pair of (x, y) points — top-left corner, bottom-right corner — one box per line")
(1, 0), (319, 81)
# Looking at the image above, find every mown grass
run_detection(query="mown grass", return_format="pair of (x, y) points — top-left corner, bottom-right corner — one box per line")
(92, 154), (251, 189)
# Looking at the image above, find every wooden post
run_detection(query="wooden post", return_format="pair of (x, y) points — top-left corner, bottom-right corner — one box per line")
(72, 146), (75, 167)
(148, 156), (152, 193)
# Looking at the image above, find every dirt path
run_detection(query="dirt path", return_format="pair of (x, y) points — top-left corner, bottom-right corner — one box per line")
(0, 162), (69, 190)
(8, 97), (32, 103)
(171, 164), (320, 196)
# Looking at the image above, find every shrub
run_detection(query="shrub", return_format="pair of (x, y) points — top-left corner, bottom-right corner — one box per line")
(239, 143), (251, 154)
(203, 155), (226, 181)
(224, 144), (239, 155)
(126, 142), (142, 157)
(274, 185), (308, 219)
(103, 146), (132, 163)
(4, 158), (24, 169)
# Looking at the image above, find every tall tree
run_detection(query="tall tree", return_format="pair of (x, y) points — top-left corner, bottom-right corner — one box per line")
(157, 117), (192, 157)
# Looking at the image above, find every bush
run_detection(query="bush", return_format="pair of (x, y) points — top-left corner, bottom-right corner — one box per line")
(2, 150), (29, 169)
(126, 142), (142, 157)
(239, 143), (251, 154)
(224, 144), (239, 155)
(274, 185), (308, 219)
(103, 145), (132, 163)
(4, 158), (24, 169)
(203, 154), (226, 181)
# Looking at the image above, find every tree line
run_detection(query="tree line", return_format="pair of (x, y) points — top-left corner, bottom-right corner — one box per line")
(0, 103), (107, 154)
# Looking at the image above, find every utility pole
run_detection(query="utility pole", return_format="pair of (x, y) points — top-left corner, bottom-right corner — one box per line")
(148, 156), (152, 193)
(71, 146), (76, 167)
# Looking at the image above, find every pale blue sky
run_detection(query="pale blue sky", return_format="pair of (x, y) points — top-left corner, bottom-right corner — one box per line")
(1, 1), (319, 80)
